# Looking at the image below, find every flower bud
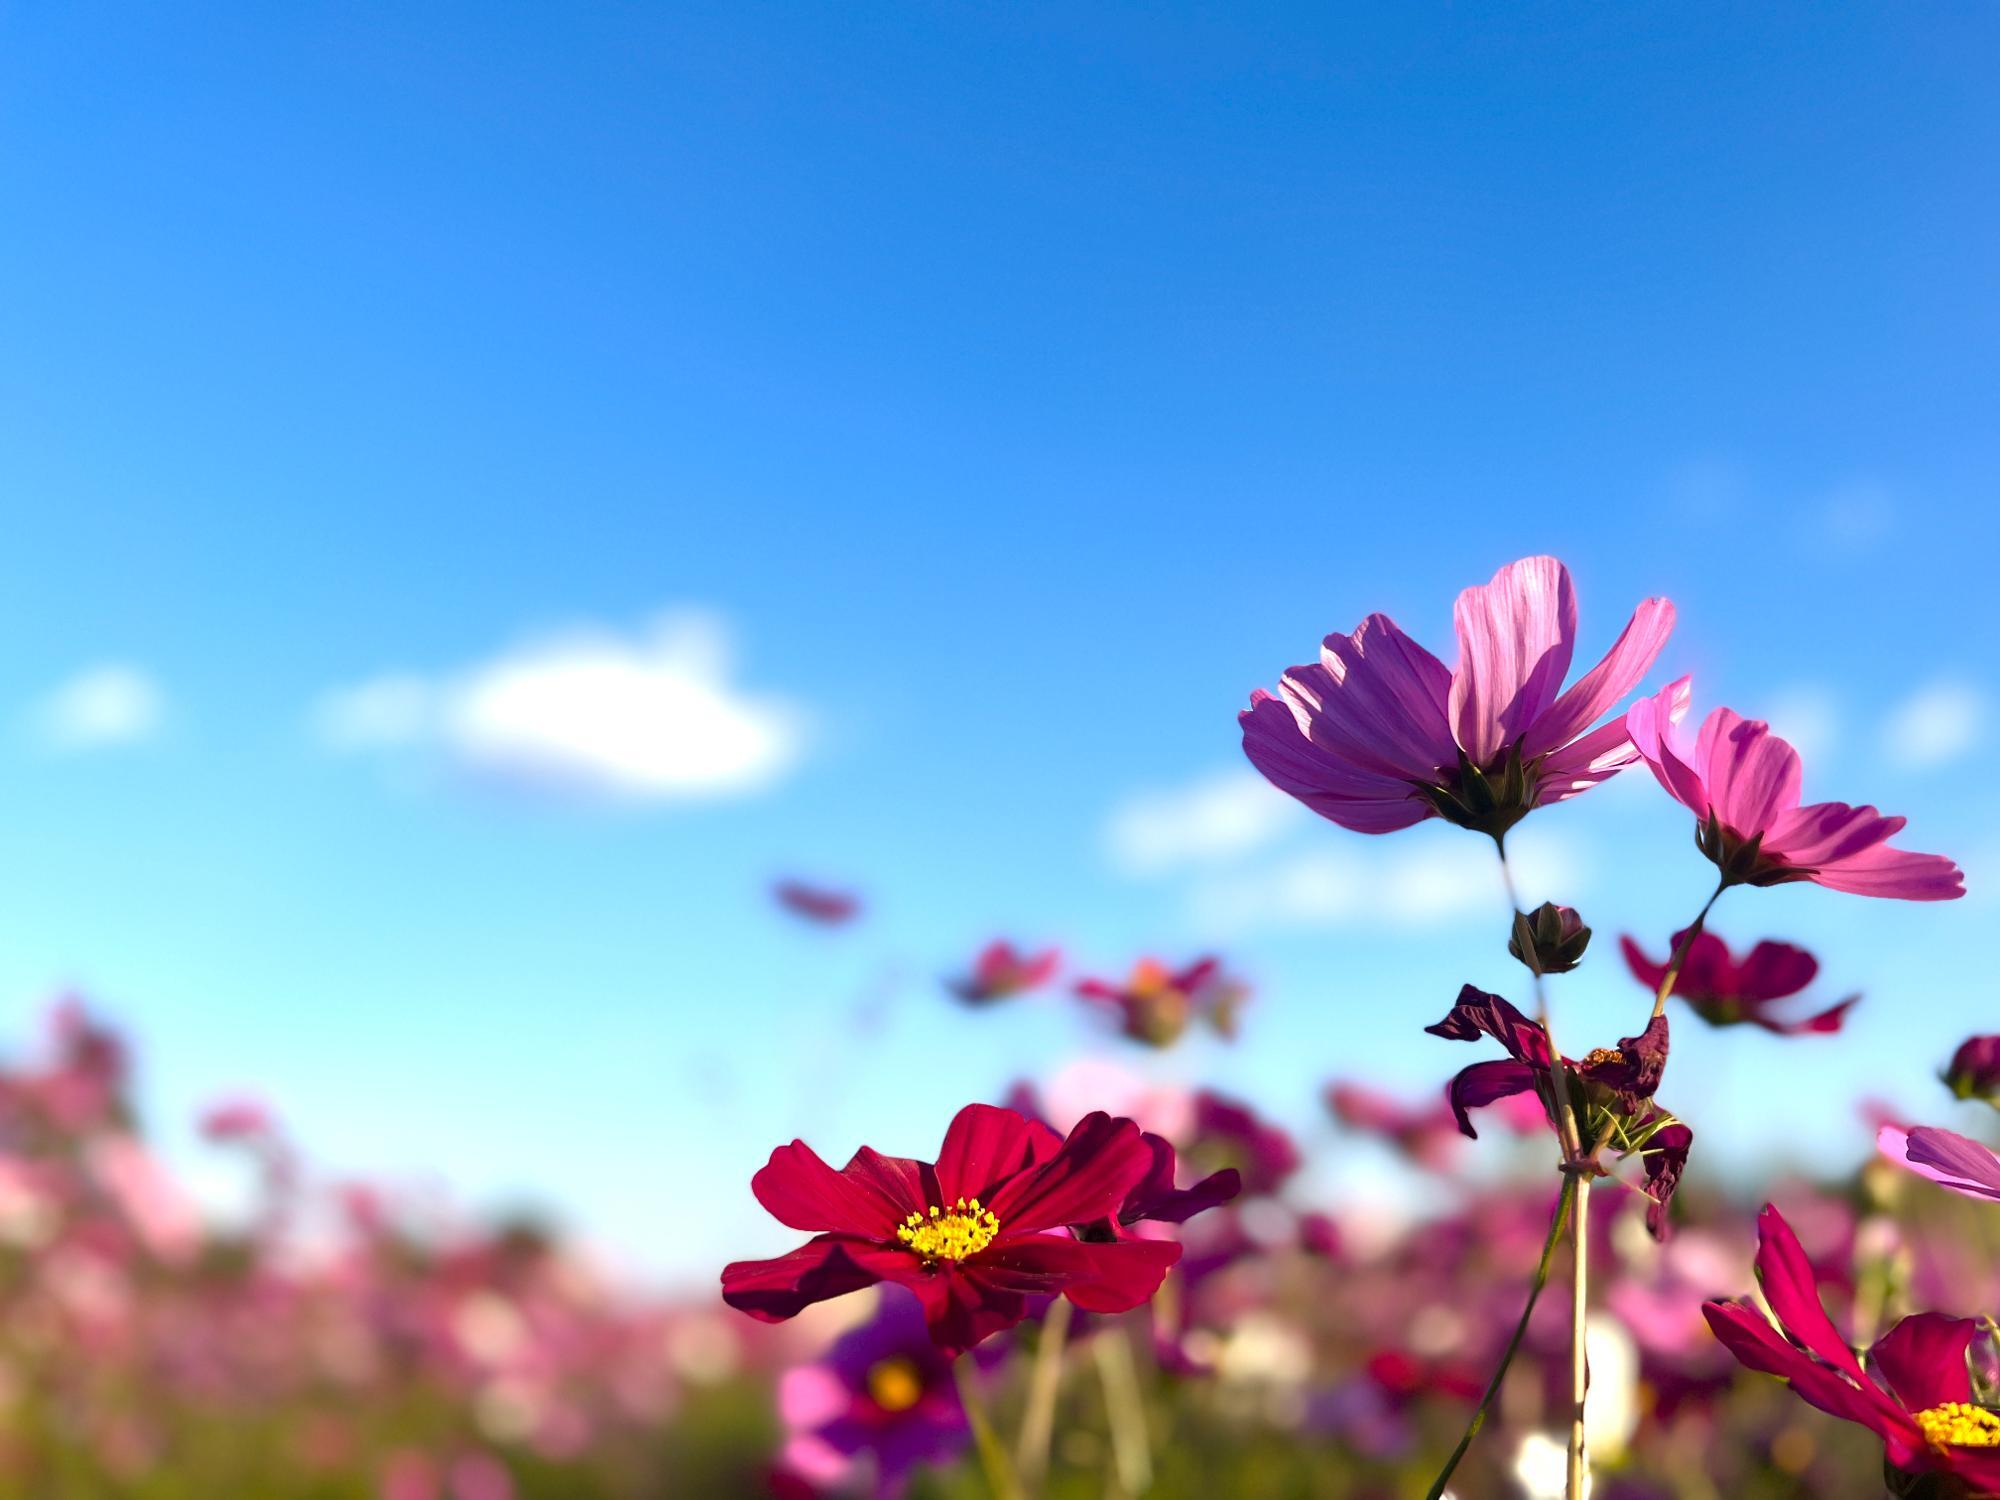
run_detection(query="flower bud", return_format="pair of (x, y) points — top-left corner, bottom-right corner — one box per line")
(1509, 903), (1592, 976)
(1943, 1034), (2000, 1104)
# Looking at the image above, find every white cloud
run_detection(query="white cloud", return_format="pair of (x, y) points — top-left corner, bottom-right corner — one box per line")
(1881, 679), (1987, 771)
(34, 664), (165, 750)
(314, 610), (807, 800)
(1104, 768), (1303, 875)
(1760, 684), (1839, 766)
(1187, 825), (1587, 937)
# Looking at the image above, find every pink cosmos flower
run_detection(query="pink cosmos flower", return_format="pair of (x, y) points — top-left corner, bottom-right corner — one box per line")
(1241, 556), (1676, 837)
(773, 880), (863, 925)
(1619, 930), (1856, 1035)
(1879, 1125), (2000, 1203)
(947, 940), (1061, 1005)
(1705, 1204), (2000, 1494)
(1626, 683), (1964, 900)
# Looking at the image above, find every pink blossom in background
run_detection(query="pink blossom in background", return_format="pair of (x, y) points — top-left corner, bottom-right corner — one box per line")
(1626, 683), (1965, 900)
(946, 939), (1061, 1004)
(1240, 556), (1676, 836)
(773, 880), (863, 925)
(1878, 1125), (2000, 1203)
(1619, 930), (1857, 1035)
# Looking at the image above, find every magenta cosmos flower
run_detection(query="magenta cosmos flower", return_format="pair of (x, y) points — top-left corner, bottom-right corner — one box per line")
(1705, 1204), (2000, 1493)
(1074, 957), (1246, 1047)
(1626, 682), (1964, 900)
(1620, 929), (1856, 1035)
(722, 1105), (1182, 1356)
(1240, 556), (1676, 838)
(946, 940), (1061, 1005)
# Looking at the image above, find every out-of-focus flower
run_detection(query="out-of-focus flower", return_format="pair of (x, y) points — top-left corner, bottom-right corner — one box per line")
(1240, 556), (1675, 838)
(200, 1095), (277, 1142)
(945, 940), (1060, 1005)
(1425, 986), (1689, 1238)
(776, 1290), (967, 1499)
(1943, 1035), (2000, 1104)
(1182, 1092), (1298, 1199)
(1619, 930), (1856, 1035)
(1508, 901), (1592, 976)
(773, 881), (863, 925)
(1879, 1125), (2000, 1203)
(1626, 683), (1964, 900)
(1074, 957), (1247, 1047)
(1325, 1082), (1463, 1171)
(721, 1105), (1182, 1355)
(1705, 1204), (2000, 1495)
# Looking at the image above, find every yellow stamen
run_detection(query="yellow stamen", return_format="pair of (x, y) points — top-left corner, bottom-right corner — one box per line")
(1915, 1402), (2000, 1449)
(896, 1197), (1000, 1262)
(1581, 1047), (1626, 1068)
(867, 1356), (924, 1413)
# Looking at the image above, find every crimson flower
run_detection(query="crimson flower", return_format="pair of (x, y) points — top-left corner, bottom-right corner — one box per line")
(1074, 957), (1246, 1047)
(722, 1105), (1182, 1356)
(947, 940), (1061, 1005)
(1705, 1204), (2000, 1494)
(1619, 929), (1857, 1035)
(774, 880), (863, 925)
(1627, 682), (1964, 900)
(1240, 556), (1676, 838)
(1944, 1036), (2000, 1105)
(1425, 985), (1689, 1237)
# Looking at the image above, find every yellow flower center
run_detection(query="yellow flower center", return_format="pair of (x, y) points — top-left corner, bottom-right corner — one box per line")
(866, 1357), (924, 1413)
(896, 1198), (1000, 1262)
(1581, 1048), (1626, 1068)
(1915, 1402), (2000, 1449)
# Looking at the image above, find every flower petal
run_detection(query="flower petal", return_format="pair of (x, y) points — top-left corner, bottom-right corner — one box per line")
(1881, 1125), (2000, 1201)
(1731, 939), (1819, 1003)
(977, 1234), (1182, 1313)
(1526, 596), (1676, 758)
(1752, 994), (1858, 1037)
(1443, 1060), (1543, 1139)
(1704, 1299), (1911, 1443)
(1625, 678), (1708, 816)
(1870, 1312), (1976, 1412)
(1239, 690), (1434, 834)
(1424, 984), (1554, 1068)
(1751, 1203), (1867, 1382)
(1810, 843), (1967, 902)
(721, 1236), (908, 1323)
(753, 1142), (926, 1238)
(985, 1112), (1153, 1233)
(1449, 556), (1578, 765)
(1696, 711), (1803, 837)
(933, 1104), (1062, 1208)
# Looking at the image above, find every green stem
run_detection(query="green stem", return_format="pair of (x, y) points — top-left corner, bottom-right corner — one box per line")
(956, 1356), (1026, 1500)
(1424, 1173), (1577, 1500)
(1649, 878), (1730, 1018)
(1094, 1327), (1153, 1496)
(1015, 1296), (1072, 1492)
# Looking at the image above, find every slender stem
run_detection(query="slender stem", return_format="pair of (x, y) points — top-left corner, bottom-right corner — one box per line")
(1492, 837), (1583, 1162)
(955, 1357), (1026, 1500)
(1649, 878), (1730, 1018)
(1424, 1173), (1577, 1500)
(1015, 1297), (1072, 1491)
(1093, 1327), (1153, 1496)
(1567, 1175), (1591, 1499)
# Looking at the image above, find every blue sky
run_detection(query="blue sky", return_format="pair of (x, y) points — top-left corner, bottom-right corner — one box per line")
(0, 3), (1995, 1285)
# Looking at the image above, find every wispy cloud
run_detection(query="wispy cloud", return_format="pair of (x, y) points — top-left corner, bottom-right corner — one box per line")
(33, 664), (166, 751)
(1760, 683), (1839, 766)
(314, 610), (808, 801)
(1881, 679), (1987, 771)
(1186, 826), (1586, 938)
(1103, 767), (1303, 876)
